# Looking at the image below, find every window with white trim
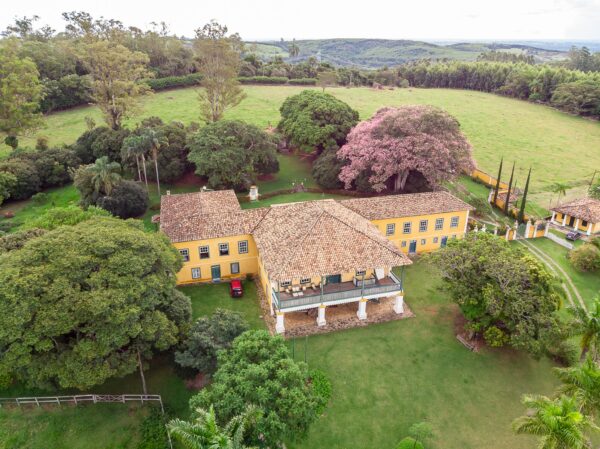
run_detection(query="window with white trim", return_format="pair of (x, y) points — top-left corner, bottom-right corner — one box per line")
(280, 280), (291, 288)
(238, 240), (248, 254)
(219, 243), (229, 256)
(403, 222), (411, 234)
(401, 241), (407, 247)
(191, 267), (201, 279)
(199, 245), (210, 259)
(433, 237), (439, 244)
(230, 262), (240, 274)
(386, 223), (395, 236)
(300, 277), (311, 284)
(450, 216), (459, 228)
(179, 249), (190, 262)
(421, 239), (426, 245)
(356, 270), (366, 276)
(419, 220), (428, 232)
(435, 218), (444, 230)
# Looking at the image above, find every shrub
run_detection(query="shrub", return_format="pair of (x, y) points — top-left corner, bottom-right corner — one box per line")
(396, 437), (424, 449)
(0, 159), (41, 200)
(137, 406), (170, 449)
(35, 136), (49, 150)
(312, 148), (345, 189)
(23, 205), (111, 230)
(19, 148), (80, 188)
(175, 309), (249, 375)
(483, 325), (509, 347)
(40, 74), (92, 113)
(96, 180), (149, 219)
(547, 339), (580, 367)
(72, 127), (110, 164)
(30, 192), (47, 205)
(568, 244), (600, 272)
(238, 76), (288, 84)
(145, 73), (203, 90)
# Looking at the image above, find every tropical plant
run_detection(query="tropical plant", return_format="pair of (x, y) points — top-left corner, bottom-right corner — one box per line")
(88, 156), (122, 196)
(555, 355), (600, 416)
(143, 128), (168, 196)
(569, 298), (600, 361)
(121, 134), (147, 185)
(551, 182), (570, 207)
(408, 422), (434, 449)
(167, 406), (257, 449)
(512, 394), (598, 449)
(338, 106), (475, 192)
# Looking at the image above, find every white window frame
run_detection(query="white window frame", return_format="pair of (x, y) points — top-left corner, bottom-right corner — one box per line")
(191, 267), (201, 279)
(421, 238), (426, 245)
(355, 270), (366, 277)
(300, 277), (311, 284)
(401, 241), (407, 247)
(450, 216), (459, 228)
(230, 262), (240, 274)
(419, 220), (428, 232)
(280, 280), (291, 288)
(179, 249), (190, 262)
(403, 222), (412, 234)
(238, 240), (249, 254)
(218, 243), (229, 256)
(435, 218), (444, 231)
(199, 245), (210, 259)
(386, 223), (395, 236)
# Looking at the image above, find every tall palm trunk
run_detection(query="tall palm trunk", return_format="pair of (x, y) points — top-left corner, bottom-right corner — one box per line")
(141, 154), (149, 189)
(152, 148), (160, 196)
(394, 170), (410, 192)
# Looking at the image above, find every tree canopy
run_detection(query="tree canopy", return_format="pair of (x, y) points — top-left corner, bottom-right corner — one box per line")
(431, 232), (563, 356)
(187, 120), (279, 190)
(277, 90), (359, 154)
(0, 217), (191, 390)
(190, 330), (326, 448)
(338, 105), (475, 192)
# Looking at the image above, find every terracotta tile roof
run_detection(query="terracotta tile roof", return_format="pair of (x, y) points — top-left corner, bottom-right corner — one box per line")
(160, 190), (267, 242)
(252, 200), (411, 281)
(496, 190), (519, 204)
(340, 191), (474, 220)
(551, 197), (600, 223)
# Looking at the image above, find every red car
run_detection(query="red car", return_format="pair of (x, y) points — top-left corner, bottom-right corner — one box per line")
(230, 279), (243, 298)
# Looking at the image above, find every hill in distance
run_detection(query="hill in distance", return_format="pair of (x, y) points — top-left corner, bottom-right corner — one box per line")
(245, 38), (567, 68)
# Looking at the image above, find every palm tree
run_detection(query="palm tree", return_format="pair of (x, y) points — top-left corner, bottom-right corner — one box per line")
(167, 406), (257, 449)
(143, 129), (168, 197)
(121, 135), (146, 184)
(512, 394), (597, 449)
(569, 298), (600, 361)
(89, 157), (121, 196)
(555, 355), (600, 416)
(551, 182), (570, 207)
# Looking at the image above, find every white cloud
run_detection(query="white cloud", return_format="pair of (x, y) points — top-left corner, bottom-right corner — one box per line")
(1, 0), (599, 40)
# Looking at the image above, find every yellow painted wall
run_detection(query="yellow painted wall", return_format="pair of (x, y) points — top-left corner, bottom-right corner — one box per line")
(372, 210), (469, 254)
(554, 212), (599, 234)
(174, 234), (259, 285)
(471, 169), (509, 189)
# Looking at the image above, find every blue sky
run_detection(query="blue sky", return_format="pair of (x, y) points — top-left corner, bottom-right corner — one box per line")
(2, 0), (600, 41)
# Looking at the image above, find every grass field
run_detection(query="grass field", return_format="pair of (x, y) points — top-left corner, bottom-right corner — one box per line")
(4, 86), (599, 209)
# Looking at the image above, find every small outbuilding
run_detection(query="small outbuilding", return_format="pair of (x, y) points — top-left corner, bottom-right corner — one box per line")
(550, 197), (600, 235)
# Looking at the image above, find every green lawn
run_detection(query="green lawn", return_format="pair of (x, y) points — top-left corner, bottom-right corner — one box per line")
(5, 86), (600, 209)
(526, 238), (600, 307)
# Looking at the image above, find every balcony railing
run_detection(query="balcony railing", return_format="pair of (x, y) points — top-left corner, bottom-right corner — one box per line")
(272, 272), (403, 311)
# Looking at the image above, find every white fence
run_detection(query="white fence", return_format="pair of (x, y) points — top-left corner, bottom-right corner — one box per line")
(0, 394), (164, 412)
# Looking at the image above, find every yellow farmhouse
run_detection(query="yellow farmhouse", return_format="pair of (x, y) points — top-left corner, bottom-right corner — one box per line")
(550, 197), (600, 236)
(159, 189), (473, 333)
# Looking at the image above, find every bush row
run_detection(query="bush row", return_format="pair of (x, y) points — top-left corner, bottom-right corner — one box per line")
(145, 73), (203, 90)
(238, 76), (317, 85)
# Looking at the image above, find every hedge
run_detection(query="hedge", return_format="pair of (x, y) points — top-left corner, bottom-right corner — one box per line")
(238, 76), (289, 85)
(145, 73), (203, 90)
(288, 78), (317, 85)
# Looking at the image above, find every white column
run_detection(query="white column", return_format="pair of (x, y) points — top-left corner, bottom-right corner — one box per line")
(357, 298), (368, 320)
(487, 189), (493, 203)
(562, 214), (567, 227)
(588, 222), (593, 236)
(525, 220), (531, 239)
(275, 312), (285, 334)
(393, 295), (404, 314)
(505, 228), (510, 241)
(544, 221), (550, 237)
(574, 218), (580, 231)
(317, 305), (326, 326)
(551, 211), (556, 224)
(464, 210), (470, 234)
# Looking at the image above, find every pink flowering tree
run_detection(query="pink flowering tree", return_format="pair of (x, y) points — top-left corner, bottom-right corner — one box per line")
(338, 106), (475, 192)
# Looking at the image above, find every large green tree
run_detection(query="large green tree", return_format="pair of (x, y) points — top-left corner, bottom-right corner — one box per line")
(0, 217), (191, 390)
(190, 330), (326, 448)
(513, 395), (597, 449)
(81, 40), (151, 130)
(0, 39), (44, 149)
(277, 90), (359, 154)
(0, 171), (17, 206)
(431, 232), (563, 356)
(194, 21), (245, 123)
(187, 120), (279, 190)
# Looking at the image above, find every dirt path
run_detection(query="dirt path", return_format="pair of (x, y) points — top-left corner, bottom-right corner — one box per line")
(517, 239), (587, 311)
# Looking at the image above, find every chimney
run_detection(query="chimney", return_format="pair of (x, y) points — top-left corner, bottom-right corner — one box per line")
(166, 190), (171, 196)
(249, 185), (259, 201)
